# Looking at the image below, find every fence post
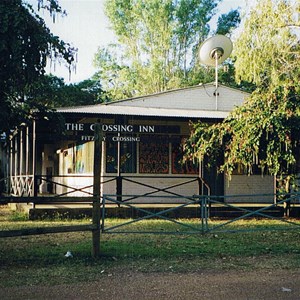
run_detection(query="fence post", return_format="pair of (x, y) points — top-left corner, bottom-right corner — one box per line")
(116, 175), (122, 203)
(201, 195), (205, 234)
(92, 123), (102, 258)
(204, 196), (209, 232)
(200, 195), (209, 234)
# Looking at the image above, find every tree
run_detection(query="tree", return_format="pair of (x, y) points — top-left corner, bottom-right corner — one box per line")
(93, 46), (135, 100)
(184, 0), (300, 192)
(0, 0), (77, 133)
(216, 9), (241, 35)
(27, 75), (105, 109)
(94, 0), (240, 100)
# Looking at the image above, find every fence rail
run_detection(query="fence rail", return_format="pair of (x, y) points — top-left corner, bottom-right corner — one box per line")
(2, 173), (300, 242)
(0, 224), (96, 238)
(4, 174), (206, 200)
(101, 193), (300, 234)
(1, 192), (300, 261)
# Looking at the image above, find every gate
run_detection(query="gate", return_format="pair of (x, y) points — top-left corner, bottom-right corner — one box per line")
(101, 193), (300, 234)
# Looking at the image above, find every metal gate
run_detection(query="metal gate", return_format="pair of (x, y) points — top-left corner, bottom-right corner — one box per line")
(101, 193), (300, 234)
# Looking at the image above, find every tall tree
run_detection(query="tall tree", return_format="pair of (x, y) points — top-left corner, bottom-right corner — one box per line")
(94, 0), (240, 100)
(215, 9), (241, 35)
(184, 0), (300, 192)
(28, 75), (105, 109)
(0, 0), (77, 133)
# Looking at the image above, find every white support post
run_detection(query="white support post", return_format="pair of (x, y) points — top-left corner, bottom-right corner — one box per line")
(14, 136), (18, 179)
(9, 138), (13, 194)
(26, 126), (29, 175)
(20, 128), (23, 176)
(32, 119), (37, 197)
(215, 52), (219, 111)
(117, 132), (121, 177)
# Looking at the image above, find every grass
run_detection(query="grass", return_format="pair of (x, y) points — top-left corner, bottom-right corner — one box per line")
(0, 206), (300, 287)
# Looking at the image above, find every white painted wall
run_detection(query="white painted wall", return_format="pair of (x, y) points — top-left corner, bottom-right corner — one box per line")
(102, 176), (200, 204)
(224, 175), (275, 203)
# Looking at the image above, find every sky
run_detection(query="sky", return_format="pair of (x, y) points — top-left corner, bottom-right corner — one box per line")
(40, 0), (247, 83)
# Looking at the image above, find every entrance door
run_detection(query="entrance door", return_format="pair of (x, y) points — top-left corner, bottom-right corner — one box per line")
(203, 155), (224, 198)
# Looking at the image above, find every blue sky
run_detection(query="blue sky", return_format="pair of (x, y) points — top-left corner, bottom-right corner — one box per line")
(40, 0), (246, 83)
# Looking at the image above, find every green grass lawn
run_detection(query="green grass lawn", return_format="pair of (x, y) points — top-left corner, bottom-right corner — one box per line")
(1, 207), (300, 287)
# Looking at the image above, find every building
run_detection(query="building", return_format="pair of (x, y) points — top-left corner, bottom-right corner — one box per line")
(3, 83), (275, 211)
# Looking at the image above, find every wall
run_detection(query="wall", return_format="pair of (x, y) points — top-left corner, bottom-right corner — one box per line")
(224, 175), (275, 203)
(46, 117), (276, 204)
(102, 175), (200, 204)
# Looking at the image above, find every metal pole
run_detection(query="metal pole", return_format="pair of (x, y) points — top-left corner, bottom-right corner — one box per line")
(201, 196), (205, 234)
(32, 119), (37, 197)
(92, 123), (102, 258)
(20, 128), (23, 176)
(26, 126), (29, 175)
(9, 138), (13, 195)
(274, 175), (277, 205)
(116, 132), (122, 202)
(117, 132), (121, 177)
(204, 196), (209, 232)
(215, 53), (218, 111)
(14, 135), (17, 179)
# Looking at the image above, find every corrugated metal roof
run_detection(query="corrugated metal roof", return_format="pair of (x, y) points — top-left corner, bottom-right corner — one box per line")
(55, 84), (249, 119)
(106, 83), (249, 109)
(56, 105), (229, 119)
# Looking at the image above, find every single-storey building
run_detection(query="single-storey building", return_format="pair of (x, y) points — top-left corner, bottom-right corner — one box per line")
(2, 83), (276, 210)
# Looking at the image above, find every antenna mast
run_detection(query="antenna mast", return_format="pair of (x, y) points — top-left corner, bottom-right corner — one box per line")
(199, 35), (233, 110)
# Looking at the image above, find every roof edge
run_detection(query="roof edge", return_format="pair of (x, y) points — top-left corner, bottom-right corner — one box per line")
(104, 83), (250, 106)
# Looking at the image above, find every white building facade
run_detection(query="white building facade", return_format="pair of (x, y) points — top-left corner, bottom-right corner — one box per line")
(5, 84), (275, 205)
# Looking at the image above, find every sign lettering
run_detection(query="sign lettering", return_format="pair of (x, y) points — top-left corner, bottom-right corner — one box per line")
(66, 123), (155, 134)
(65, 122), (180, 143)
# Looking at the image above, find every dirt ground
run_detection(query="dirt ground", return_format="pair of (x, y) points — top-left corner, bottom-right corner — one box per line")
(1, 269), (299, 300)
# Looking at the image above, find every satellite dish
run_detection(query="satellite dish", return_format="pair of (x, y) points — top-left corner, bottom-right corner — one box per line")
(199, 35), (233, 110)
(199, 35), (233, 67)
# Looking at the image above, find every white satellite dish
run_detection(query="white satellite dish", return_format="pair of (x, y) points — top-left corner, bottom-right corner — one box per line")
(199, 35), (233, 110)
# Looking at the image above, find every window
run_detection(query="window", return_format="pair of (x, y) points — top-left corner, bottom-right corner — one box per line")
(104, 133), (199, 175)
(75, 142), (94, 174)
(171, 136), (198, 174)
(106, 136), (137, 173)
(62, 142), (94, 174)
(139, 135), (169, 174)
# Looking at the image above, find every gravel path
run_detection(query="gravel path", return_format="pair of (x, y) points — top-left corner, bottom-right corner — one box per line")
(1, 269), (299, 300)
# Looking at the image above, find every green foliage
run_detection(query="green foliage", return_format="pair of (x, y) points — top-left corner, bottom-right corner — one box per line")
(94, 0), (240, 100)
(0, 0), (77, 133)
(185, 0), (300, 190)
(28, 75), (105, 107)
(8, 211), (29, 222)
(234, 0), (300, 89)
(93, 46), (135, 100)
(216, 9), (241, 35)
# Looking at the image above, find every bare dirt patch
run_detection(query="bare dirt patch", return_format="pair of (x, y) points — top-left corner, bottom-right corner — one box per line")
(1, 269), (299, 300)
